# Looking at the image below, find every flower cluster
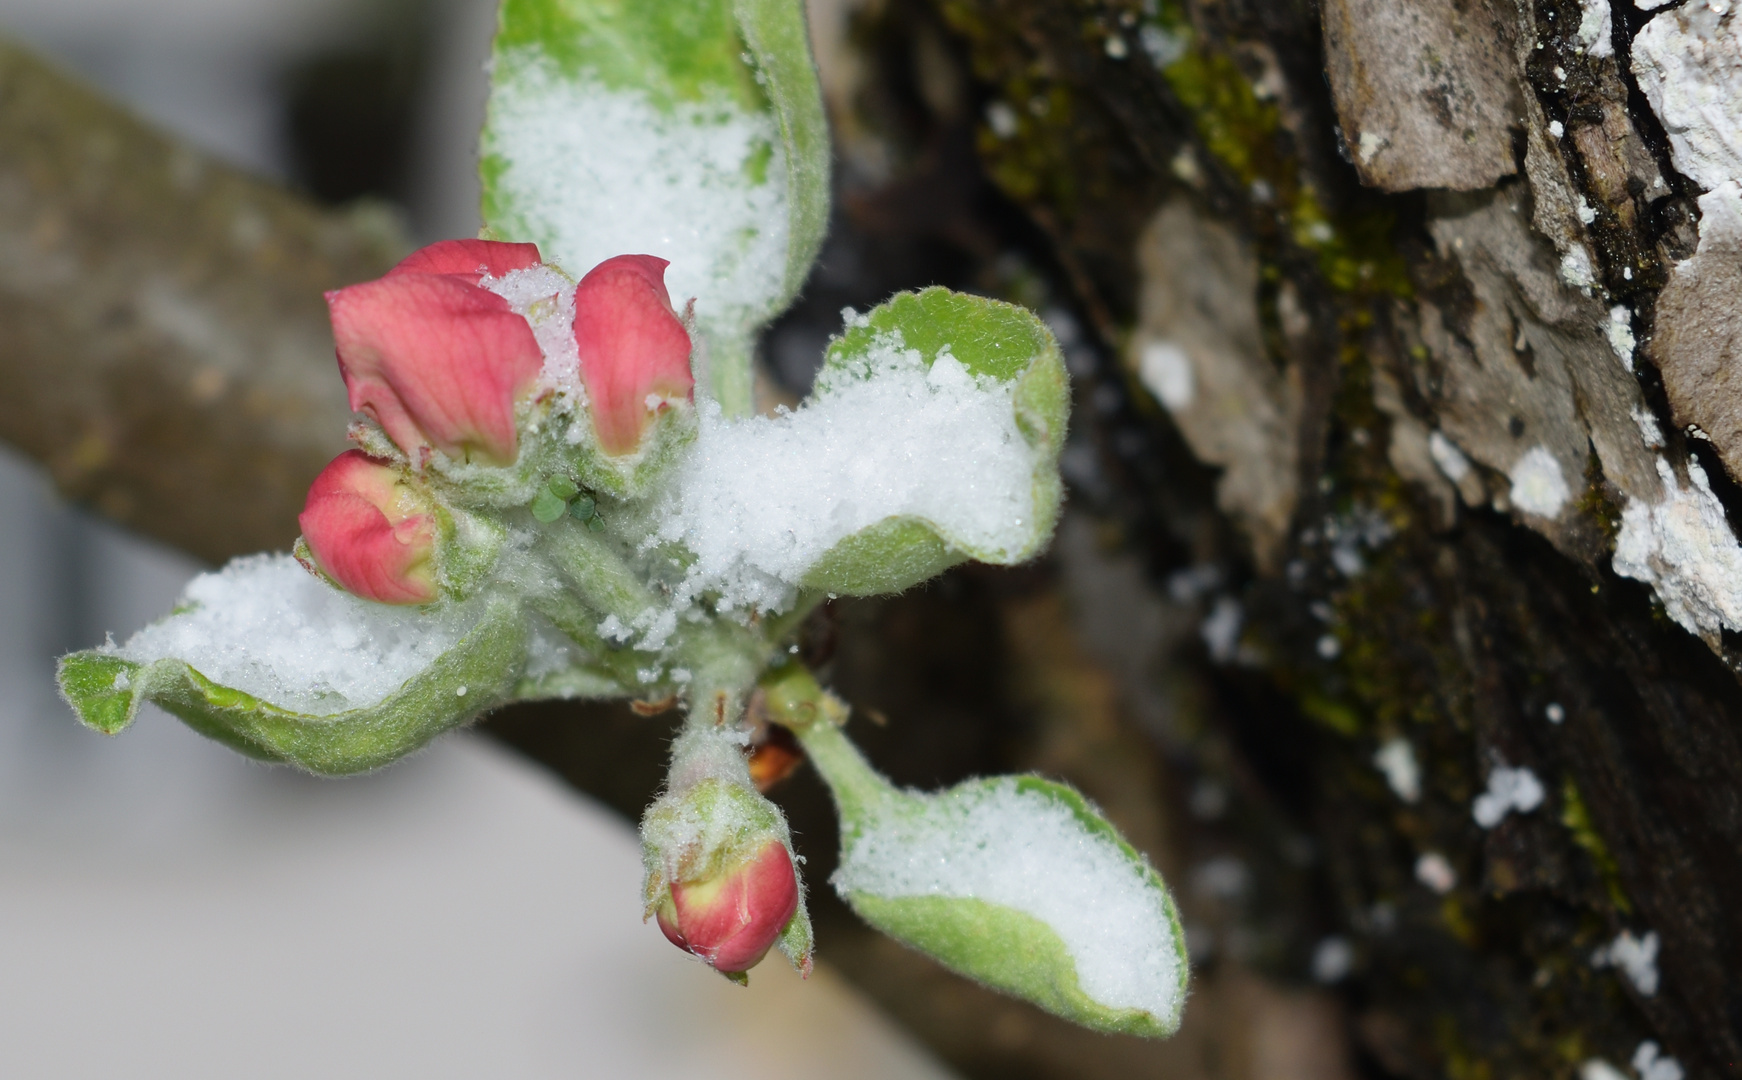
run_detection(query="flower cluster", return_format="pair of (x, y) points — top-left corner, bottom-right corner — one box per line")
(298, 240), (695, 606)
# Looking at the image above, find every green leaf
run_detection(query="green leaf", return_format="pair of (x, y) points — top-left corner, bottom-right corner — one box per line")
(792, 720), (1189, 1038)
(480, 0), (829, 418)
(802, 288), (1069, 596)
(58, 599), (530, 776)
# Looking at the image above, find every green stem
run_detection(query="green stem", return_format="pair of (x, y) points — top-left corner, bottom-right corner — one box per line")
(759, 663), (893, 824)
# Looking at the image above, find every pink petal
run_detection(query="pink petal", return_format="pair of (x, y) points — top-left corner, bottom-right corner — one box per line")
(299, 451), (437, 605)
(388, 239), (544, 283)
(327, 274), (544, 465)
(573, 255), (694, 456)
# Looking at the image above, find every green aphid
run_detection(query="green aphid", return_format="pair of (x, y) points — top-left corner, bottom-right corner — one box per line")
(530, 488), (567, 524)
(569, 494), (596, 522)
(547, 475), (580, 501)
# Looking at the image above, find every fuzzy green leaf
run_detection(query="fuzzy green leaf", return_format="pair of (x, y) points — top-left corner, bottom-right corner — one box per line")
(792, 719), (1188, 1038)
(58, 599), (530, 776)
(801, 288), (1069, 597)
(480, 0), (829, 418)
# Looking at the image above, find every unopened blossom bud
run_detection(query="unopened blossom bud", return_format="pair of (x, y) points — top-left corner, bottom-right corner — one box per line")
(327, 239), (546, 467)
(298, 450), (438, 605)
(572, 254), (694, 456)
(641, 763), (811, 981)
(655, 838), (800, 975)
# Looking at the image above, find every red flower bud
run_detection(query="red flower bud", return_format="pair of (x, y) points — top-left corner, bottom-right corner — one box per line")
(655, 839), (799, 974)
(298, 450), (438, 605)
(327, 240), (546, 467)
(572, 255), (694, 456)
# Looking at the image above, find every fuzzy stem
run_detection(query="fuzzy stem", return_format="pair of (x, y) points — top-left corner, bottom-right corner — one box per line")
(760, 663), (892, 825)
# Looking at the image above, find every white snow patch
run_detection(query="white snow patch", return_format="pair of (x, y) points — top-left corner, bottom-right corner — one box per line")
(485, 51), (789, 336)
(1578, 0), (1614, 57)
(1614, 456), (1742, 638)
(1633, 3), (1742, 193)
(1509, 446), (1571, 519)
(834, 777), (1183, 1020)
(1594, 929), (1662, 997)
(1561, 247), (1598, 291)
(1632, 406), (1666, 449)
(113, 554), (482, 715)
(481, 264), (588, 411)
(1138, 339), (1195, 409)
(1430, 431), (1473, 483)
(1472, 763), (1545, 828)
(1632, 1041), (1684, 1080)
(1357, 130), (1385, 164)
(1608, 305), (1636, 372)
(1415, 852), (1457, 894)
(1138, 22), (1188, 68)
(1582, 1061), (1630, 1080)
(1373, 738), (1422, 803)
(1546, 701), (1567, 724)
(654, 335), (1038, 613)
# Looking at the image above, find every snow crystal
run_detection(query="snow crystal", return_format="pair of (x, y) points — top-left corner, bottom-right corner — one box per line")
(834, 777), (1183, 1020)
(1594, 929), (1661, 997)
(1614, 456), (1742, 638)
(1472, 763), (1545, 828)
(1633, 1041), (1683, 1080)
(113, 554), (483, 716)
(485, 50), (789, 337)
(1138, 339), (1194, 409)
(1373, 738), (1422, 803)
(481, 265), (584, 405)
(654, 335), (1038, 613)
(1509, 446), (1570, 519)
(1632, 407), (1666, 449)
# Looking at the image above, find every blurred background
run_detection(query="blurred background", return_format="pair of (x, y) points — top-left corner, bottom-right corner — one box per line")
(0, 0), (955, 1075)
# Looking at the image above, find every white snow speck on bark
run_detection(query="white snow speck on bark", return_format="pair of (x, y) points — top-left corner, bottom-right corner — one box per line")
(1593, 929), (1662, 997)
(1373, 737), (1422, 803)
(1471, 763), (1545, 828)
(1508, 446), (1571, 518)
(1138, 340), (1195, 409)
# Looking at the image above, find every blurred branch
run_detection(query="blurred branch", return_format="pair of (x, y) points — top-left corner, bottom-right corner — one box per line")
(0, 39), (407, 563)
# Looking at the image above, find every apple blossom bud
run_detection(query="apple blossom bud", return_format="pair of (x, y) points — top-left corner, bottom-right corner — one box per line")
(572, 255), (694, 456)
(298, 450), (438, 605)
(641, 770), (811, 981)
(655, 838), (800, 975)
(327, 240), (546, 467)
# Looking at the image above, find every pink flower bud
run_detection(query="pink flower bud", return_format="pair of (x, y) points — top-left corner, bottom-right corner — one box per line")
(327, 240), (546, 467)
(572, 255), (694, 456)
(298, 450), (438, 605)
(655, 839), (799, 974)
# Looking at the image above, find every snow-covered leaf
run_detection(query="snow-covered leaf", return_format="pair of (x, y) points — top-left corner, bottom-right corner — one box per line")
(56, 555), (534, 775)
(792, 717), (1188, 1038)
(653, 288), (1069, 612)
(479, 0), (828, 417)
